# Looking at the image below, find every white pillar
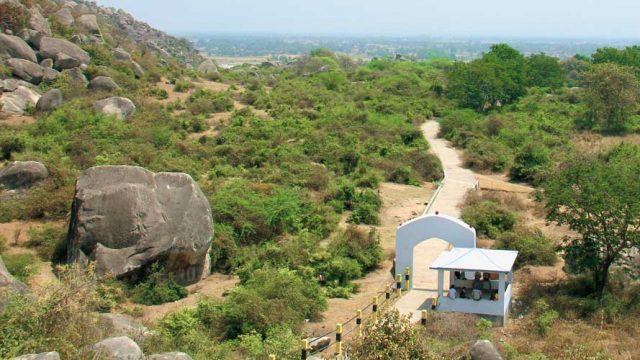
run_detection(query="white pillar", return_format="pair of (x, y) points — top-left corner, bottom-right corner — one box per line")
(498, 272), (506, 299)
(437, 270), (444, 297)
(508, 271), (513, 285)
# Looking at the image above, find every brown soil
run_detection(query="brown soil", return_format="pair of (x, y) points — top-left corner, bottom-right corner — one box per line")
(0, 114), (36, 127)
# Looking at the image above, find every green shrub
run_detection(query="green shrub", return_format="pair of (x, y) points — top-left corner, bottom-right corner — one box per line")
(174, 79), (193, 92)
(131, 263), (188, 305)
(495, 227), (557, 268)
(475, 318), (493, 340)
(0, 235), (7, 254)
(331, 226), (383, 272)
(348, 189), (382, 225)
(186, 89), (234, 115)
(237, 325), (299, 360)
(464, 138), (512, 172)
(533, 299), (559, 337)
(461, 200), (517, 238)
(317, 256), (362, 286)
(26, 223), (68, 263)
(147, 86), (169, 100)
(510, 142), (551, 183)
(3, 253), (37, 282)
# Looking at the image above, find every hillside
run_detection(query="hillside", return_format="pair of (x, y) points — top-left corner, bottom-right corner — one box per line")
(0, 1), (639, 360)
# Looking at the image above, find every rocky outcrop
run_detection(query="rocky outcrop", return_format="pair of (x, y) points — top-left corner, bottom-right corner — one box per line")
(89, 76), (119, 92)
(0, 34), (37, 62)
(470, 340), (503, 360)
(0, 255), (30, 312)
(147, 353), (193, 360)
(53, 7), (74, 27)
(89, 336), (143, 360)
(131, 61), (144, 78)
(54, 52), (80, 70)
(38, 37), (90, 66)
(5, 58), (45, 84)
(99, 313), (151, 341)
(66, 166), (213, 285)
(36, 89), (63, 112)
(309, 337), (331, 352)
(12, 352), (60, 360)
(0, 161), (49, 189)
(94, 97), (135, 119)
(0, 85), (41, 115)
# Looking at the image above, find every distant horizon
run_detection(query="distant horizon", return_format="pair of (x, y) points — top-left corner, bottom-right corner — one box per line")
(97, 0), (640, 40)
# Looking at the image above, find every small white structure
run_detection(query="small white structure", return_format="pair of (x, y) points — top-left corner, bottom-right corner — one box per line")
(395, 214), (476, 289)
(430, 248), (518, 324)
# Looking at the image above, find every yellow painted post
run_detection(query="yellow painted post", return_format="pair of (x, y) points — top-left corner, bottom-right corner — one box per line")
(421, 310), (428, 326)
(269, 355), (276, 360)
(404, 267), (411, 291)
(372, 295), (379, 321)
(396, 274), (402, 297)
(301, 339), (309, 360)
(336, 323), (343, 356)
(356, 309), (363, 337)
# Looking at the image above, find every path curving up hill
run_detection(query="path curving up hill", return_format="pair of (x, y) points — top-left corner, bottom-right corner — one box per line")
(394, 120), (478, 321)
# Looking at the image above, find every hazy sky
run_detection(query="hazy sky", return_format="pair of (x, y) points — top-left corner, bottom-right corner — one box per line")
(97, 0), (640, 39)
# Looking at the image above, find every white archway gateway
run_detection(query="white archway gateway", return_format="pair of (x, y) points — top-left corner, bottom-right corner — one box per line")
(395, 213), (476, 290)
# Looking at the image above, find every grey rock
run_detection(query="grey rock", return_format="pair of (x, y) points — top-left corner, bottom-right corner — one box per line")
(27, 31), (45, 49)
(0, 78), (19, 92)
(53, 7), (74, 27)
(28, 7), (51, 35)
(113, 47), (131, 62)
(470, 340), (503, 360)
(0, 86), (40, 114)
(93, 97), (135, 119)
(67, 166), (213, 285)
(40, 58), (53, 68)
(0, 34), (37, 62)
(69, 34), (87, 45)
(16, 29), (36, 43)
(73, 3), (90, 14)
(38, 37), (90, 65)
(131, 61), (144, 78)
(43, 68), (60, 82)
(0, 255), (30, 311)
(89, 76), (119, 92)
(197, 59), (218, 75)
(90, 336), (143, 360)
(0, 161), (49, 189)
(36, 89), (63, 112)
(12, 352), (60, 360)
(62, 1), (77, 8)
(54, 52), (80, 70)
(6, 58), (45, 84)
(146, 353), (193, 360)
(62, 67), (88, 87)
(77, 14), (101, 35)
(99, 313), (151, 341)
(309, 337), (331, 353)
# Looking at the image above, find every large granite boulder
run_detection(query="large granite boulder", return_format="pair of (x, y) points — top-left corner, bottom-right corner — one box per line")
(89, 336), (143, 360)
(38, 37), (90, 66)
(28, 7), (51, 36)
(62, 67), (88, 87)
(0, 255), (30, 312)
(470, 340), (503, 360)
(36, 89), (63, 112)
(0, 161), (49, 189)
(197, 59), (219, 77)
(94, 97), (135, 120)
(77, 14), (101, 35)
(89, 76), (119, 92)
(67, 166), (213, 284)
(5, 58), (45, 84)
(12, 352), (60, 360)
(131, 61), (144, 78)
(53, 7), (74, 27)
(113, 48), (131, 62)
(147, 353), (193, 360)
(0, 34), (37, 62)
(0, 85), (41, 115)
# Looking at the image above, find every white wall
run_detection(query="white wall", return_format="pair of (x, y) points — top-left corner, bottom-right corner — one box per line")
(395, 214), (476, 289)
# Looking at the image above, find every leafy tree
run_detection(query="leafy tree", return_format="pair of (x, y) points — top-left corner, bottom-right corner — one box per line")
(526, 53), (565, 88)
(542, 144), (640, 297)
(592, 46), (640, 70)
(582, 63), (640, 132)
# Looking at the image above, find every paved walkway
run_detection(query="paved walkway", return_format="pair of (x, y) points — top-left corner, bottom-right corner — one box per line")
(394, 120), (478, 321)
